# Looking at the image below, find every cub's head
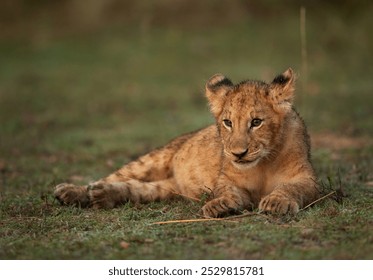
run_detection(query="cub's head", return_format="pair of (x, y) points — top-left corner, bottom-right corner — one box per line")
(206, 68), (295, 168)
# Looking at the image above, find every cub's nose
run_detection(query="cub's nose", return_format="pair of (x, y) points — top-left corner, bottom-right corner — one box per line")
(232, 149), (248, 159)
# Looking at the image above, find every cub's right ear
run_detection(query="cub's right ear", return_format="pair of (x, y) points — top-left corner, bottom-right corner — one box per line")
(205, 74), (233, 117)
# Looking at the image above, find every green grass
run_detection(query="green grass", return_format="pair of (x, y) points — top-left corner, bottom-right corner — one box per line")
(0, 5), (372, 259)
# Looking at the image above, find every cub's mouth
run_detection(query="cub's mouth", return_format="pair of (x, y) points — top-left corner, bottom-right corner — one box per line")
(225, 148), (265, 168)
(235, 159), (255, 164)
(232, 156), (262, 168)
(232, 149), (266, 168)
(234, 158), (259, 165)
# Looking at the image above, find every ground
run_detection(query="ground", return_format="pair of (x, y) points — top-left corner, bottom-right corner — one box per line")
(0, 2), (372, 259)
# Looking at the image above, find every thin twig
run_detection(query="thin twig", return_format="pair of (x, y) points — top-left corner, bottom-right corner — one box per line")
(300, 191), (336, 211)
(300, 6), (308, 96)
(152, 218), (224, 225)
(151, 211), (264, 225)
(224, 212), (267, 220)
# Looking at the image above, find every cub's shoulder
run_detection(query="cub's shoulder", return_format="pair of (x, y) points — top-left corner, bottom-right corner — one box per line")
(180, 125), (220, 147)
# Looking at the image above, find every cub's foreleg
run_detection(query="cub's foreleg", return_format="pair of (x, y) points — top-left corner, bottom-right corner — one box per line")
(201, 185), (254, 218)
(259, 177), (320, 215)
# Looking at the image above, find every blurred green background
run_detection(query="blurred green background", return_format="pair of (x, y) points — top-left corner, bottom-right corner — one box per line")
(0, 0), (372, 259)
(1, 0), (372, 160)
(1, 0), (372, 175)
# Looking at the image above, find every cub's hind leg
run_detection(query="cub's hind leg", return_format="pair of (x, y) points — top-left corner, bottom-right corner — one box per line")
(54, 178), (179, 208)
(54, 149), (176, 208)
(88, 178), (178, 208)
(54, 183), (90, 207)
(54, 132), (192, 208)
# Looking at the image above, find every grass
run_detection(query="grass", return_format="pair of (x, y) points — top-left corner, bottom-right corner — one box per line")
(0, 4), (372, 259)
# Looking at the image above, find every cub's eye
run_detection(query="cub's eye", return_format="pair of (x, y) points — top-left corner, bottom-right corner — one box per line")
(223, 119), (232, 128)
(251, 118), (262, 127)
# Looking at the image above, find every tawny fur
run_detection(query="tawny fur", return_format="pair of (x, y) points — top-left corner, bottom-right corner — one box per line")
(54, 68), (320, 217)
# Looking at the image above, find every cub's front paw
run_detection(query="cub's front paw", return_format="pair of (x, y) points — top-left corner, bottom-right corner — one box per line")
(259, 194), (299, 215)
(201, 197), (240, 218)
(54, 183), (90, 207)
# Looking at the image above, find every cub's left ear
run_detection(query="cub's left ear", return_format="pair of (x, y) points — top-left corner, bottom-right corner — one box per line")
(268, 68), (295, 111)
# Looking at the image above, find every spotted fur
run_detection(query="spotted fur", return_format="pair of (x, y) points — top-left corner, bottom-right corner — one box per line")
(54, 68), (320, 217)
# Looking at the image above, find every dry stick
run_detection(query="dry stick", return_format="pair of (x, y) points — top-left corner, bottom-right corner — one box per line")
(152, 218), (224, 225)
(299, 191), (336, 212)
(300, 6), (308, 102)
(151, 212), (265, 225)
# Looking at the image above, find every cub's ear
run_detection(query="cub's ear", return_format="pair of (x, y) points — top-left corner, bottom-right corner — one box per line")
(205, 74), (233, 117)
(268, 68), (295, 111)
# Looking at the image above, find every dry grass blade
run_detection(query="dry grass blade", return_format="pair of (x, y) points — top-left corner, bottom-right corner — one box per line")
(300, 6), (308, 90)
(151, 211), (264, 225)
(300, 191), (336, 211)
(152, 218), (224, 225)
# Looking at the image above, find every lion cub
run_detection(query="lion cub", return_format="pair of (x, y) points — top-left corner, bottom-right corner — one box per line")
(55, 68), (319, 217)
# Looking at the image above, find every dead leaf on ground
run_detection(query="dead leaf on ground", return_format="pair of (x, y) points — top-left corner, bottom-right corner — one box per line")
(0, 160), (9, 172)
(120, 241), (130, 249)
